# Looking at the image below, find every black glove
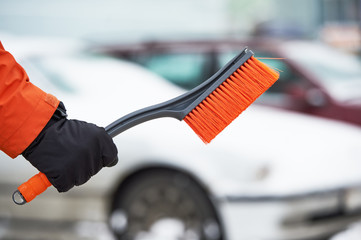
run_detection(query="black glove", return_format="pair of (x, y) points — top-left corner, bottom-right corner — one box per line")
(22, 102), (118, 192)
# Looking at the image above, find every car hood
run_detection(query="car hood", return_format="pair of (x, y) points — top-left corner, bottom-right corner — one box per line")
(222, 107), (361, 197)
(16, 49), (361, 198)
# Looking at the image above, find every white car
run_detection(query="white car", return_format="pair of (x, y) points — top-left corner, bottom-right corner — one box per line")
(1, 36), (361, 240)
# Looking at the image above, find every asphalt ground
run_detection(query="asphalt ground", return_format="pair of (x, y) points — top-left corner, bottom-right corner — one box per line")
(0, 218), (116, 240)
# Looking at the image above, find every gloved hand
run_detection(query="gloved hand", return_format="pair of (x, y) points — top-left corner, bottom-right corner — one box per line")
(22, 102), (118, 192)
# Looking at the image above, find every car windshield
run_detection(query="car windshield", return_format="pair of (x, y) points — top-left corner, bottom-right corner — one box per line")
(283, 43), (361, 102)
(22, 53), (115, 94)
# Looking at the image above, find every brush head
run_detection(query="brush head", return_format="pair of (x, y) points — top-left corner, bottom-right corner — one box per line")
(184, 56), (279, 143)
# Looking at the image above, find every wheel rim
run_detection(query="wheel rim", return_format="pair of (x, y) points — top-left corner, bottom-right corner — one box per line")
(110, 171), (222, 240)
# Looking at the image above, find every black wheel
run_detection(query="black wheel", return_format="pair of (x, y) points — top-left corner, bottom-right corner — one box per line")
(109, 169), (223, 240)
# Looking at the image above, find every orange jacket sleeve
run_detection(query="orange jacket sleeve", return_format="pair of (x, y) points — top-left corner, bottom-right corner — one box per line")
(0, 41), (59, 158)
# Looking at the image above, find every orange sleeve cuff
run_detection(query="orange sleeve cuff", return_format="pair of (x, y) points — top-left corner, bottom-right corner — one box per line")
(0, 43), (59, 158)
(0, 84), (59, 158)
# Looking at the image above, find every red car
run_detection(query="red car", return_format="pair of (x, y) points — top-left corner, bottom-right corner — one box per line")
(95, 38), (361, 126)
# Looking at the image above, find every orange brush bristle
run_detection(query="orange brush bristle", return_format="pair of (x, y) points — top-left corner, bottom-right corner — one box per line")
(184, 56), (279, 143)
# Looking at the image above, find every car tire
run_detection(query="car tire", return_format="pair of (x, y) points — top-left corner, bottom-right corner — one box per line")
(109, 168), (223, 240)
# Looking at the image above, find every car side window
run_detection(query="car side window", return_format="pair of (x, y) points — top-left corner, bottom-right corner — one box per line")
(218, 51), (297, 93)
(136, 53), (210, 90)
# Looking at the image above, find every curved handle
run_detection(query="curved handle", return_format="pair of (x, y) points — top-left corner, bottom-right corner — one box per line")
(13, 172), (51, 205)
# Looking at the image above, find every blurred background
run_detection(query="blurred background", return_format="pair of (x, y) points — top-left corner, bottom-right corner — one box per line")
(0, 0), (361, 240)
(0, 0), (360, 52)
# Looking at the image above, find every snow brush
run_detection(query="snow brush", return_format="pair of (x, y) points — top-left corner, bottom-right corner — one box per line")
(12, 47), (279, 205)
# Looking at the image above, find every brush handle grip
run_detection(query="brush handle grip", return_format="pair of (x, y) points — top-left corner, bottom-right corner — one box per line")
(14, 122), (114, 205)
(13, 172), (51, 205)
